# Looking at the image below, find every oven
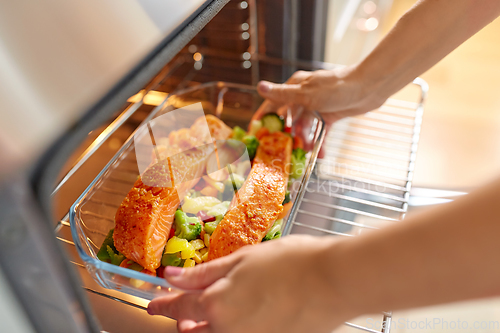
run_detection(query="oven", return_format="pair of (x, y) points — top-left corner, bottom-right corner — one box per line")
(0, 1), (426, 332)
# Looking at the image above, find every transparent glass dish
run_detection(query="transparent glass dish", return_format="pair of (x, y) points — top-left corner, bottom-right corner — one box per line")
(70, 82), (325, 300)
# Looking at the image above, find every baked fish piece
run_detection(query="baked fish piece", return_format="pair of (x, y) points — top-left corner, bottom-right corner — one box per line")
(114, 115), (231, 271)
(208, 131), (292, 260)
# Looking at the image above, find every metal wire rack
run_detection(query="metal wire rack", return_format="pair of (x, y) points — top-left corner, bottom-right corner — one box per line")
(289, 78), (427, 333)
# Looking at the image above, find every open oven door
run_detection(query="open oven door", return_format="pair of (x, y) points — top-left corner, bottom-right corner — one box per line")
(0, 1), (228, 332)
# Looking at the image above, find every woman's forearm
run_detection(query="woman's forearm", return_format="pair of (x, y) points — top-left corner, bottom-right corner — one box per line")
(256, 0), (500, 119)
(328, 177), (500, 315)
(357, 0), (500, 102)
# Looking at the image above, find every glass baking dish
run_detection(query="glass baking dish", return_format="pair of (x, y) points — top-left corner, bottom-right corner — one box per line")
(70, 82), (325, 300)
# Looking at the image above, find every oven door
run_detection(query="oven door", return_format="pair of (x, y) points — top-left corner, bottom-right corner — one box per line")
(0, 1), (228, 332)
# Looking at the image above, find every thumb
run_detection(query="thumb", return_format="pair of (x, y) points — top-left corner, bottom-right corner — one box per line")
(164, 254), (242, 290)
(257, 81), (307, 106)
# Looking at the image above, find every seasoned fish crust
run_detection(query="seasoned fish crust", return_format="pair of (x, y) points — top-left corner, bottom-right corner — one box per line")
(208, 132), (292, 260)
(113, 179), (180, 272)
(114, 115), (231, 271)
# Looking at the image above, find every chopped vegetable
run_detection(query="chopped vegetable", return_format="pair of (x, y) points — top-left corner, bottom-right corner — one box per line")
(165, 236), (192, 254)
(202, 176), (225, 192)
(193, 251), (203, 264)
(232, 126), (247, 141)
(97, 229), (124, 266)
(181, 243), (196, 259)
(263, 219), (283, 241)
(224, 173), (245, 191)
(107, 246), (125, 266)
(290, 148), (306, 179)
(97, 229), (117, 262)
(202, 201), (230, 235)
(248, 119), (263, 136)
(223, 173), (245, 200)
(161, 253), (182, 267)
(119, 260), (144, 272)
(197, 210), (216, 222)
(204, 222), (218, 235)
(184, 258), (196, 268)
(174, 210), (202, 240)
(204, 233), (211, 248)
(261, 113), (284, 133)
(242, 135), (259, 160)
(189, 189), (202, 198)
(282, 191), (291, 205)
(200, 186), (218, 197)
(190, 239), (206, 251)
(182, 196), (221, 214)
(206, 201), (230, 217)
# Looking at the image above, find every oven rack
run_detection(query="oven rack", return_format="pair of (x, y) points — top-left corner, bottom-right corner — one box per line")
(52, 53), (427, 332)
(289, 79), (426, 333)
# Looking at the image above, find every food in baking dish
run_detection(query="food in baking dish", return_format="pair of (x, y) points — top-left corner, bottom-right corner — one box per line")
(97, 113), (306, 277)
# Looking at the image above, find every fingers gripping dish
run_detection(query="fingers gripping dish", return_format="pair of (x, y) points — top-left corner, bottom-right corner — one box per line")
(208, 132), (292, 260)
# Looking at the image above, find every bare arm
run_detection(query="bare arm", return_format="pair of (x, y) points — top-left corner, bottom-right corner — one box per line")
(256, 0), (500, 121)
(330, 176), (500, 315)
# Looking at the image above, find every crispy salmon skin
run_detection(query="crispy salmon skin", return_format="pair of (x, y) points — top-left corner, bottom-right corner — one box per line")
(113, 115), (231, 271)
(208, 132), (292, 260)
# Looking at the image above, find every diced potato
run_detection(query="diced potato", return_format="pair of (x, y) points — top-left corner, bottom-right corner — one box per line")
(206, 201), (230, 218)
(199, 248), (208, 256)
(182, 196), (221, 214)
(193, 251), (203, 264)
(165, 236), (190, 254)
(201, 252), (209, 262)
(204, 233), (211, 248)
(190, 239), (205, 251)
(200, 186), (218, 197)
(181, 243), (195, 259)
(184, 258), (196, 268)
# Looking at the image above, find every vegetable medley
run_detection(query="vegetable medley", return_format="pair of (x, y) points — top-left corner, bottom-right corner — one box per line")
(97, 113), (307, 279)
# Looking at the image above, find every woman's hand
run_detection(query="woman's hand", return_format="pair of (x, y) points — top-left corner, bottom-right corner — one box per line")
(254, 0), (500, 125)
(253, 65), (387, 126)
(147, 235), (357, 333)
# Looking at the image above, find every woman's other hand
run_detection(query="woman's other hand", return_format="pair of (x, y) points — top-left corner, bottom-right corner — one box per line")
(147, 235), (356, 333)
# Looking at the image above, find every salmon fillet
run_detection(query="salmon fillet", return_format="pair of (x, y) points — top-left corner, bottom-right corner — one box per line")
(208, 132), (292, 260)
(114, 115), (231, 271)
